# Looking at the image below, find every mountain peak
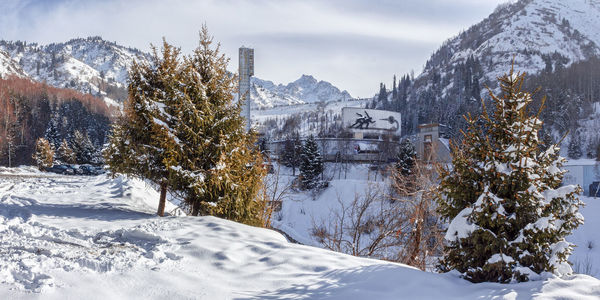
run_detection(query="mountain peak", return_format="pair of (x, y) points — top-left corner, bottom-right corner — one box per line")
(294, 74), (318, 85)
(421, 0), (600, 84)
(249, 74), (353, 109)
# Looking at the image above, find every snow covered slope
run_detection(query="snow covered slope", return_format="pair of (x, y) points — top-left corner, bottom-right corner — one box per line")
(0, 50), (26, 78)
(1, 169), (599, 299)
(421, 0), (600, 87)
(0, 38), (352, 110)
(0, 37), (147, 105)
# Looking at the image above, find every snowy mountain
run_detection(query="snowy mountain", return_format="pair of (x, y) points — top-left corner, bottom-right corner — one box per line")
(376, 0), (600, 137)
(0, 37), (149, 105)
(421, 0), (600, 87)
(0, 50), (26, 78)
(249, 75), (353, 109)
(0, 37), (352, 109)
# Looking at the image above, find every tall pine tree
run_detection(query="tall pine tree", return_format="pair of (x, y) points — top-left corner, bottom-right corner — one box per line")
(56, 138), (76, 164)
(437, 68), (583, 283)
(163, 27), (267, 225)
(396, 138), (416, 176)
(567, 129), (583, 159)
(32, 137), (54, 170)
(280, 133), (302, 176)
(72, 130), (96, 164)
(104, 40), (182, 217)
(299, 135), (324, 190)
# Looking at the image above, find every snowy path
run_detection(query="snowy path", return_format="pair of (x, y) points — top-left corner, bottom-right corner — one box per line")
(1, 170), (599, 299)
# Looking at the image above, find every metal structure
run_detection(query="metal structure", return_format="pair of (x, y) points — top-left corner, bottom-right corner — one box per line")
(239, 47), (254, 132)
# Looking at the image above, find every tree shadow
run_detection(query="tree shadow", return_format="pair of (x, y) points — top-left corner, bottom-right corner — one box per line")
(0, 200), (154, 222)
(234, 264), (545, 300)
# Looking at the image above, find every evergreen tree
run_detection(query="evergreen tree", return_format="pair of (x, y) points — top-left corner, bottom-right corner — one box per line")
(437, 68), (583, 283)
(586, 138), (599, 159)
(33, 137), (54, 170)
(378, 83), (389, 110)
(396, 138), (416, 176)
(299, 135), (324, 190)
(72, 130), (96, 164)
(164, 26), (267, 225)
(392, 75), (398, 101)
(104, 40), (182, 217)
(44, 115), (61, 149)
(539, 128), (554, 152)
(280, 134), (302, 176)
(567, 130), (582, 159)
(56, 138), (76, 164)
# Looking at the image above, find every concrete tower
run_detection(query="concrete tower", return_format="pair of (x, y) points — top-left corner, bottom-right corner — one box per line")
(239, 47), (254, 132)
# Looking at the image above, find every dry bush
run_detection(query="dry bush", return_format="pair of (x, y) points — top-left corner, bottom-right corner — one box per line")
(312, 161), (443, 271)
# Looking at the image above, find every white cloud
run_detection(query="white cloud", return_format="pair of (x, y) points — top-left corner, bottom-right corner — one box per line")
(0, 0), (505, 97)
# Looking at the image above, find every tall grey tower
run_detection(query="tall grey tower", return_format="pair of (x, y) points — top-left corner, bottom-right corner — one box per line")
(239, 47), (254, 132)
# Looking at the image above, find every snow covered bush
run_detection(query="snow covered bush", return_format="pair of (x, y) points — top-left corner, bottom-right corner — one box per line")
(436, 67), (583, 283)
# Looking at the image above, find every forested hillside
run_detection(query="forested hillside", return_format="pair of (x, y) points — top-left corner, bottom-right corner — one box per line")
(0, 76), (113, 166)
(370, 0), (600, 159)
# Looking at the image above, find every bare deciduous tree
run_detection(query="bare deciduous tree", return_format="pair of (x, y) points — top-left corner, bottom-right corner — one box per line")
(311, 161), (443, 271)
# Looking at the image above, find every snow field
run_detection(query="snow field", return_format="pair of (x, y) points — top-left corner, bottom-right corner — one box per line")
(0, 167), (599, 299)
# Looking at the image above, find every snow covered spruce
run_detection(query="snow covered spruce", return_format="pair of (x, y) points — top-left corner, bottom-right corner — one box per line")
(104, 27), (267, 226)
(437, 68), (583, 282)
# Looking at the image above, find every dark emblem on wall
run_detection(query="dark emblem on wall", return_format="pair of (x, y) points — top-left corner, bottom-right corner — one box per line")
(349, 111), (376, 129)
(380, 115), (399, 132)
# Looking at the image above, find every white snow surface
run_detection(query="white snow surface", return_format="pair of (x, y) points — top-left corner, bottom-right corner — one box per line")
(1, 167), (600, 299)
(0, 50), (27, 78)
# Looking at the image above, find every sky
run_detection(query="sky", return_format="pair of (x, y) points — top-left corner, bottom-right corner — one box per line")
(0, 0), (507, 97)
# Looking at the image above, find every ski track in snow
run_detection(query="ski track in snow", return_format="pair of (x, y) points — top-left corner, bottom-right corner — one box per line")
(0, 173), (182, 293)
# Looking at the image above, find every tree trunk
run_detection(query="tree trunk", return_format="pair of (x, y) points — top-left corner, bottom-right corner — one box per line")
(191, 199), (200, 216)
(157, 182), (167, 217)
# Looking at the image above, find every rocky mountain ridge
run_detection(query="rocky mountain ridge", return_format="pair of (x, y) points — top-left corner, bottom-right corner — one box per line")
(0, 37), (352, 109)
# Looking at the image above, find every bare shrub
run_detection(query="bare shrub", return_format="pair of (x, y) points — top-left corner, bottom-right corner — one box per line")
(311, 161), (443, 271)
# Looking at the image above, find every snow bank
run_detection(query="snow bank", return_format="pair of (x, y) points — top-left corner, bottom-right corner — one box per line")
(1, 170), (600, 299)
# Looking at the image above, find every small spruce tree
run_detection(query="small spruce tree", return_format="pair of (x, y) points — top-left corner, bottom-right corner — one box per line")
(44, 116), (61, 150)
(163, 26), (267, 225)
(104, 40), (182, 217)
(299, 135), (324, 190)
(567, 130), (583, 159)
(280, 134), (302, 176)
(72, 130), (96, 164)
(396, 138), (416, 176)
(436, 67), (583, 283)
(33, 138), (54, 170)
(56, 139), (76, 164)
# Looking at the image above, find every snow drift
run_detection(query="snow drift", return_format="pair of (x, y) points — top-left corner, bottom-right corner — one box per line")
(1, 169), (599, 299)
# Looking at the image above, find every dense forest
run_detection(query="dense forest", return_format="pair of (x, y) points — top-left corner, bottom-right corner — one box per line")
(373, 56), (600, 158)
(0, 76), (113, 166)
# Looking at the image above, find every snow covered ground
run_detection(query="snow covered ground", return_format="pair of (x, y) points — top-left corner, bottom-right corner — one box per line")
(1, 167), (600, 299)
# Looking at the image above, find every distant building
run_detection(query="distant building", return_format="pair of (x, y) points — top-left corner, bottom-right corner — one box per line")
(562, 159), (600, 196)
(269, 108), (402, 163)
(239, 47), (254, 132)
(415, 123), (451, 163)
